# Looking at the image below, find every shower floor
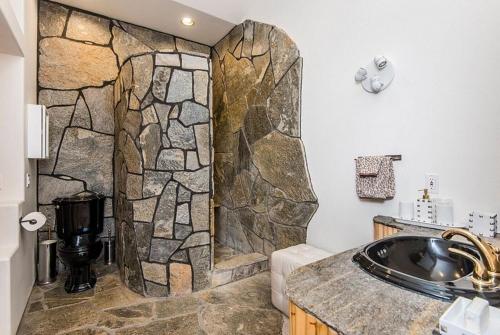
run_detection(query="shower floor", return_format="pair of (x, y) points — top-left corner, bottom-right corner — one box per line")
(212, 242), (269, 288)
(214, 242), (243, 264)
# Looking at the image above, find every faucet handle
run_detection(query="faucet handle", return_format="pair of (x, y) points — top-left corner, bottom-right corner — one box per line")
(485, 242), (500, 254)
(491, 244), (500, 254)
(448, 247), (490, 283)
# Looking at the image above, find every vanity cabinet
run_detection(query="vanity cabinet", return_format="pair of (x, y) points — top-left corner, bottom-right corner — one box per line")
(373, 221), (400, 240)
(289, 302), (338, 335)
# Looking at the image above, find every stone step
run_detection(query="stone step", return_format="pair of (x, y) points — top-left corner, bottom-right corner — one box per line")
(211, 252), (268, 288)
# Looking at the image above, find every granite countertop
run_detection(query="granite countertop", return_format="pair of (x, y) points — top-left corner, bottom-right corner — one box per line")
(286, 216), (500, 335)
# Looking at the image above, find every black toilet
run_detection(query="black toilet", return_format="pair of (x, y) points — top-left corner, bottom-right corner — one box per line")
(54, 192), (105, 293)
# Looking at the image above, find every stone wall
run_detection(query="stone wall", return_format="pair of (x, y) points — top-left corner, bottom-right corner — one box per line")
(212, 21), (318, 256)
(37, 0), (213, 297)
(114, 52), (213, 296)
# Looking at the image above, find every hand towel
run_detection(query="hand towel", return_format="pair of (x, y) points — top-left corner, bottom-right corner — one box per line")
(355, 156), (395, 200)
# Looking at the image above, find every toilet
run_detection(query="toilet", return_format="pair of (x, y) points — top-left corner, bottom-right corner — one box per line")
(54, 192), (105, 293)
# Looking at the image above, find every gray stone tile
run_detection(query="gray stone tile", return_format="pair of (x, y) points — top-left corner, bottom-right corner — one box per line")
(193, 71), (209, 105)
(39, 38), (118, 89)
(179, 101), (210, 127)
(38, 176), (85, 205)
(199, 304), (282, 335)
(143, 170), (171, 197)
(39, 89), (79, 108)
(71, 96), (91, 129)
(19, 268), (281, 335)
(166, 70), (193, 103)
(112, 26), (152, 66)
(54, 128), (114, 197)
(175, 38), (211, 56)
(116, 313), (203, 335)
(168, 119), (196, 150)
(139, 124), (161, 170)
(181, 232), (210, 249)
(156, 53), (180, 67)
(97, 302), (153, 329)
(157, 149), (185, 170)
(155, 296), (201, 320)
(153, 182), (177, 238)
(66, 11), (111, 44)
(181, 54), (209, 70)
(149, 239), (182, 263)
(173, 167), (210, 193)
(152, 66), (171, 101)
(39, 1), (68, 37)
(120, 22), (175, 52)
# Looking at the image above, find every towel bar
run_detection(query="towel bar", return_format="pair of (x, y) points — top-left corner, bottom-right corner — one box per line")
(386, 155), (402, 161)
(355, 155), (402, 161)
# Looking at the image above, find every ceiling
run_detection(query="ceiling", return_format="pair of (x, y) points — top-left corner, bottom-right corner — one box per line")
(53, 0), (236, 46)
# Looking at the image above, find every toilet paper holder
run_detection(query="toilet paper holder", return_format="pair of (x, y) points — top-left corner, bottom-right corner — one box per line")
(19, 212), (48, 233)
(19, 217), (38, 225)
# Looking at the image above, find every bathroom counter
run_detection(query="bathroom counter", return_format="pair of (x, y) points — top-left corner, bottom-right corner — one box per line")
(286, 216), (500, 335)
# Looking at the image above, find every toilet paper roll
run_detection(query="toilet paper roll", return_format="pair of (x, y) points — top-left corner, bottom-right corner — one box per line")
(20, 212), (47, 231)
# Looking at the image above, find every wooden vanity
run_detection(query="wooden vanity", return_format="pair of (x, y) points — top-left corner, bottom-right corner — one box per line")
(373, 221), (401, 240)
(289, 302), (338, 335)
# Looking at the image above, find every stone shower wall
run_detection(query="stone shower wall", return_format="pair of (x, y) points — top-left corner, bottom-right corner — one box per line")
(212, 21), (318, 256)
(114, 52), (212, 296)
(37, 0), (213, 297)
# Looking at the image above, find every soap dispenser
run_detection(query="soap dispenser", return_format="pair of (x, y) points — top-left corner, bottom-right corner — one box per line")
(420, 189), (430, 200)
(415, 189), (436, 224)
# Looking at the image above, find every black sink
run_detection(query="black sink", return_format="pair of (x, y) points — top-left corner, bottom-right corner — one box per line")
(353, 235), (500, 306)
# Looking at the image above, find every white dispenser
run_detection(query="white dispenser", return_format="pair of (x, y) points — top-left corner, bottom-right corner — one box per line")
(469, 211), (497, 238)
(436, 199), (454, 227)
(27, 104), (49, 159)
(414, 189), (435, 224)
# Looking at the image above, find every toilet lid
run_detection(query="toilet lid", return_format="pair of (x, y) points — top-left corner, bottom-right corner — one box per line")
(53, 191), (105, 204)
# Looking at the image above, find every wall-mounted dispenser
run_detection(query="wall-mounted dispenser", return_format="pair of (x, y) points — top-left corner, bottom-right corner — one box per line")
(27, 104), (49, 159)
(355, 55), (395, 94)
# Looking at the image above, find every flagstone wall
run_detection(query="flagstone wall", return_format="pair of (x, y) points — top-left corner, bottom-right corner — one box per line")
(212, 21), (318, 256)
(37, 0), (212, 297)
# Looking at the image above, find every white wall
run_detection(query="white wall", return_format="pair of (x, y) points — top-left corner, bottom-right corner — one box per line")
(0, 0), (38, 333)
(0, 53), (24, 202)
(181, 0), (500, 253)
(24, 0), (38, 214)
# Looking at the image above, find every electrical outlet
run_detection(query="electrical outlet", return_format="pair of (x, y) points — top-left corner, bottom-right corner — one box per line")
(426, 173), (439, 194)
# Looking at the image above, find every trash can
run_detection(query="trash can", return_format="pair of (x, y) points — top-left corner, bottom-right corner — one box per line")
(37, 239), (57, 285)
(103, 238), (115, 265)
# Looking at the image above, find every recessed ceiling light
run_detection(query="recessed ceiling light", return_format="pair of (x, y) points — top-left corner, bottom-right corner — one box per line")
(181, 17), (194, 26)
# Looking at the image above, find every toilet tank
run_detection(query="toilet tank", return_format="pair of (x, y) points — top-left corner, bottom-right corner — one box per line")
(53, 192), (105, 243)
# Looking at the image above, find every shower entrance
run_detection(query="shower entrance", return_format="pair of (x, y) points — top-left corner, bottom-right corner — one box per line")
(210, 20), (318, 286)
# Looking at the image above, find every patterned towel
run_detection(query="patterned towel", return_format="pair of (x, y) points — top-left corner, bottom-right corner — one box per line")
(355, 156), (395, 200)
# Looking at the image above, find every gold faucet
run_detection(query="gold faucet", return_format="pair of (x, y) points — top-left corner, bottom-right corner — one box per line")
(442, 228), (500, 288)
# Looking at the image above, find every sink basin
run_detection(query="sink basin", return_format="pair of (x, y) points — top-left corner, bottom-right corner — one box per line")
(353, 235), (500, 306)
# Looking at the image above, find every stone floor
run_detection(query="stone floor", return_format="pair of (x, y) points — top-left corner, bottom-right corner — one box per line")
(17, 265), (284, 335)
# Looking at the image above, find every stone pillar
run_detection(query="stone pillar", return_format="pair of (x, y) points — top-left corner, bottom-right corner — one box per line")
(114, 51), (213, 296)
